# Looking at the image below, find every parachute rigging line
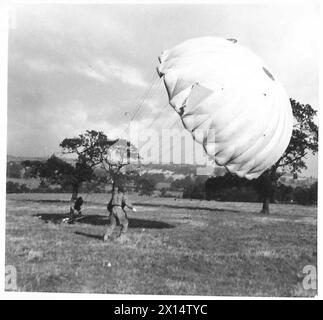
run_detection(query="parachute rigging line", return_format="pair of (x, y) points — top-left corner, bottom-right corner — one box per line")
(130, 74), (160, 122)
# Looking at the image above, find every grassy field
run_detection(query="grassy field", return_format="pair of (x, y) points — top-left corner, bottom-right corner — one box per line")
(6, 193), (317, 296)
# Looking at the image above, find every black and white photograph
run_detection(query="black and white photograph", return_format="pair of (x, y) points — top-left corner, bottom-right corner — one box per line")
(3, 0), (319, 298)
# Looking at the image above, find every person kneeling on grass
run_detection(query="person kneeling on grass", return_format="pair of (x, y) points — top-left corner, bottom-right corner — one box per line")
(104, 186), (136, 241)
(65, 196), (84, 224)
(74, 196), (84, 215)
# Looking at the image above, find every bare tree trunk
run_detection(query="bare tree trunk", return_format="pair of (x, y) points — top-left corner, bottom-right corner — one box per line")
(261, 196), (270, 215)
(259, 167), (278, 215)
(106, 179), (115, 215)
(69, 184), (79, 216)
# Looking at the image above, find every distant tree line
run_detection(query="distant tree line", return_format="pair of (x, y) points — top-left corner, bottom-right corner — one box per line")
(7, 171), (317, 206)
(201, 173), (316, 206)
(6, 180), (104, 194)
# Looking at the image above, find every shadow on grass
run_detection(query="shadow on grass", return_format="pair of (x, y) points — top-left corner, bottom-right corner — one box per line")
(21, 199), (69, 203)
(33, 213), (175, 229)
(18, 198), (243, 214)
(33, 213), (70, 224)
(74, 231), (103, 240)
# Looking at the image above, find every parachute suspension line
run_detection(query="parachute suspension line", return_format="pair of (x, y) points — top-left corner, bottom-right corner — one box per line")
(130, 74), (160, 122)
(124, 74), (160, 168)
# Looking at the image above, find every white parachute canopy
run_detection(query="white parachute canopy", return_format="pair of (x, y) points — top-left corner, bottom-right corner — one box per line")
(157, 37), (293, 179)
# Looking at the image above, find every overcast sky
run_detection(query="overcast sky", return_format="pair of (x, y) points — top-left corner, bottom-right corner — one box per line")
(7, 2), (319, 176)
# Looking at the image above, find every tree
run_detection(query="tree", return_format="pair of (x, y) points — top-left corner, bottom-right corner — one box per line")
(22, 155), (94, 199)
(6, 181), (29, 193)
(257, 99), (318, 214)
(22, 130), (117, 214)
(7, 161), (23, 178)
(183, 176), (207, 200)
(98, 139), (139, 192)
(137, 178), (155, 196)
(309, 181), (318, 205)
(60, 130), (118, 169)
(21, 130), (139, 213)
(60, 130), (118, 212)
(171, 176), (194, 190)
(60, 130), (140, 209)
(205, 173), (259, 202)
(160, 188), (167, 197)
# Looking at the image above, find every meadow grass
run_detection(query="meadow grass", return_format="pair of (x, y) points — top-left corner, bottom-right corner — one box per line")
(5, 193), (317, 296)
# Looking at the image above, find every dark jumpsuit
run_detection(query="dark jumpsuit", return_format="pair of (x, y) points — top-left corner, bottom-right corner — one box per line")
(69, 196), (83, 219)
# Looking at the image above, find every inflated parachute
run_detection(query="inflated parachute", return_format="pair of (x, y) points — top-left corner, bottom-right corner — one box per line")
(157, 37), (293, 179)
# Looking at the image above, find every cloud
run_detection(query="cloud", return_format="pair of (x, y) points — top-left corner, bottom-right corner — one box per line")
(24, 58), (69, 75)
(74, 65), (108, 83)
(75, 59), (148, 87)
